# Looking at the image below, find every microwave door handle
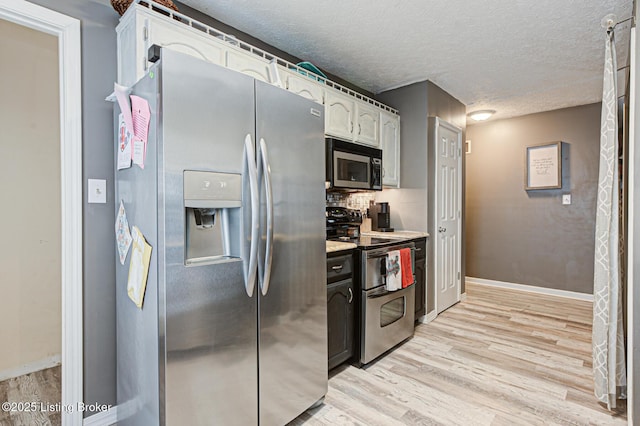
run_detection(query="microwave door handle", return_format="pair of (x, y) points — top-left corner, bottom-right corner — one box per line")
(258, 138), (274, 296)
(244, 134), (259, 298)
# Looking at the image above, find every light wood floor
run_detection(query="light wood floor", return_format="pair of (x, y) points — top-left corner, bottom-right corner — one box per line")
(0, 366), (61, 426)
(291, 283), (627, 425)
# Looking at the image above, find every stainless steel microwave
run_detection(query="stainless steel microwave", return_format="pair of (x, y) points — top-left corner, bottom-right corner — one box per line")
(326, 138), (382, 190)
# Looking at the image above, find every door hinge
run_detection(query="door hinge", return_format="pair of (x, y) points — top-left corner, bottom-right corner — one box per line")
(143, 26), (148, 41)
(458, 272), (461, 280)
(458, 210), (461, 219)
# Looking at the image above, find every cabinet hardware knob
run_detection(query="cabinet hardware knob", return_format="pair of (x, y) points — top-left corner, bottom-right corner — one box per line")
(348, 287), (353, 304)
(331, 265), (344, 272)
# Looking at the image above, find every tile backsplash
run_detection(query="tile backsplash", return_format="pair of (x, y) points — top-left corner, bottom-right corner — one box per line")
(326, 191), (376, 214)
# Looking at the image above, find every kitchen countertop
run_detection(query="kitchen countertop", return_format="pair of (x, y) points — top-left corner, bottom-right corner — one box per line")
(326, 240), (357, 253)
(362, 230), (429, 239)
(326, 230), (428, 253)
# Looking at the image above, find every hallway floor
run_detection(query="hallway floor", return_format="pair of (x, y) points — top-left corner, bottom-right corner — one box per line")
(292, 283), (627, 425)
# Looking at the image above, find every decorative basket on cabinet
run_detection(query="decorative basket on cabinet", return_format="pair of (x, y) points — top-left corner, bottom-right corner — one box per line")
(110, 0), (179, 16)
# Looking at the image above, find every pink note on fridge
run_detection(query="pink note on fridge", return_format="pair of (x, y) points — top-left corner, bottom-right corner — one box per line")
(131, 95), (151, 144)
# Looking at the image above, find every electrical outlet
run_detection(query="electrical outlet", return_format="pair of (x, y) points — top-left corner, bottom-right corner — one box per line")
(562, 194), (571, 205)
(88, 179), (107, 204)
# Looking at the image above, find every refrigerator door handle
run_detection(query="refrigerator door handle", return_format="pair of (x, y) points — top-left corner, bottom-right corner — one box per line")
(244, 134), (259, 297)
(258, 138), (274, 296)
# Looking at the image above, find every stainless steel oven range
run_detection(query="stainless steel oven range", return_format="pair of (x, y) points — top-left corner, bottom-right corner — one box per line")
(358, 238), (416, 365)
(325, 207), (416, 365)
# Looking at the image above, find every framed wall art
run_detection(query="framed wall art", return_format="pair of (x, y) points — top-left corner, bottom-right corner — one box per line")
(525, 142), (562, 190)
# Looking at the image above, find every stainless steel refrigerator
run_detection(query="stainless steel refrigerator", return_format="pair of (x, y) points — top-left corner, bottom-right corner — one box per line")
(114, 48), (327, 425)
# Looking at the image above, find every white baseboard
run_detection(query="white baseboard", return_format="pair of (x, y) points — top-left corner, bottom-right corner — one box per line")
(424, 311), (437, 323)
(83, 406), (118, 426)
(417, 311), (438, 324)
(0, 355), (61, 382)
(465, 276), (594, 302)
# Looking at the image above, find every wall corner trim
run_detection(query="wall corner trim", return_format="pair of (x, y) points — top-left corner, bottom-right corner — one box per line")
(466, 277), (594, 302)
(424, 311), (438, 323)
(83, 406), (118, 426)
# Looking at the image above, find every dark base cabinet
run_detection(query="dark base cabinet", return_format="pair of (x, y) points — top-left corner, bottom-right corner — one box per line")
(327, 251), (355, 370)
(327, 278), (354, 369)
(414, 238), (427, 321)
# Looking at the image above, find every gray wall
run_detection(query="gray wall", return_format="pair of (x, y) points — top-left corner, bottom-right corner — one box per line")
(376, 81), (465, 316)
(465, 103), (601, 294)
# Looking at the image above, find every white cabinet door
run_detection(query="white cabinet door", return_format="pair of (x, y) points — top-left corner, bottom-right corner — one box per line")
(325, 90), (355, 141)
(149, 17), (226, 67)
(381, 111), (400, 187)
(116, 10), (146, 86)
(354, 102), (380, 146)
(226, 47), (273, 83)
(117, 7), (227, 86)
(282, 68), (324, 105)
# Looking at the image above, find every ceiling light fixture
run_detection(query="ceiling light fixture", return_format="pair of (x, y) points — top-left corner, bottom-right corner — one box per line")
(468, 110), (495, 121)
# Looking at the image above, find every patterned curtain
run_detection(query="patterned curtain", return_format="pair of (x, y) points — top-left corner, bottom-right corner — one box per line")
(592, 28), (626, 410)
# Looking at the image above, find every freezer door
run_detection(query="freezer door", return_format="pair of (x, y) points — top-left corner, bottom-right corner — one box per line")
(255, 81), (328, 425)
(159, 50), (258, 426)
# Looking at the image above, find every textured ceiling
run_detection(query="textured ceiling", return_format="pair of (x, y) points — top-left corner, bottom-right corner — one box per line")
(180, 0), (633, 122)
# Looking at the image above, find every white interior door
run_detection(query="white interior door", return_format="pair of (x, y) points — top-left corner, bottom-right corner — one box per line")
(435, 118), (462, 313)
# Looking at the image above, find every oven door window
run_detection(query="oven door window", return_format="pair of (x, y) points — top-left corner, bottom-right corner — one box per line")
(380, 295), (405, 327)
(334, 151), (370, 189)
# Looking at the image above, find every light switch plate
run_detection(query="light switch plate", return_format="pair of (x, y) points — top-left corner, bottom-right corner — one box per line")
(562, 194), (571, 205)
(88, 179), (107, 204)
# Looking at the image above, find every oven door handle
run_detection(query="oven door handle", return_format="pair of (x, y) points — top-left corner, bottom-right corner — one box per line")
(368, 246), (416, 278)
(366, 284), (412, 299)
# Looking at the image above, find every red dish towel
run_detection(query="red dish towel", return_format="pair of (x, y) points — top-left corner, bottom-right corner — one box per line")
(400, 248), (414, 288)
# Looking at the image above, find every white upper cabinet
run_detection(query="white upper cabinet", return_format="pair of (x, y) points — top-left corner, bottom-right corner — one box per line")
(116, 3), (401, 156)
(354, 102), (380, 147)
(226, 47), (273, 83)
(325, 89), (356, 141)
(380, 110), (400, 187)
(281, 68), (325, 105)
(116, 6), (227, 86)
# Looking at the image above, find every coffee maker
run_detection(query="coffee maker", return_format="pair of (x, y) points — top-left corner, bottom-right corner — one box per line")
(369, 201), (394, 232)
